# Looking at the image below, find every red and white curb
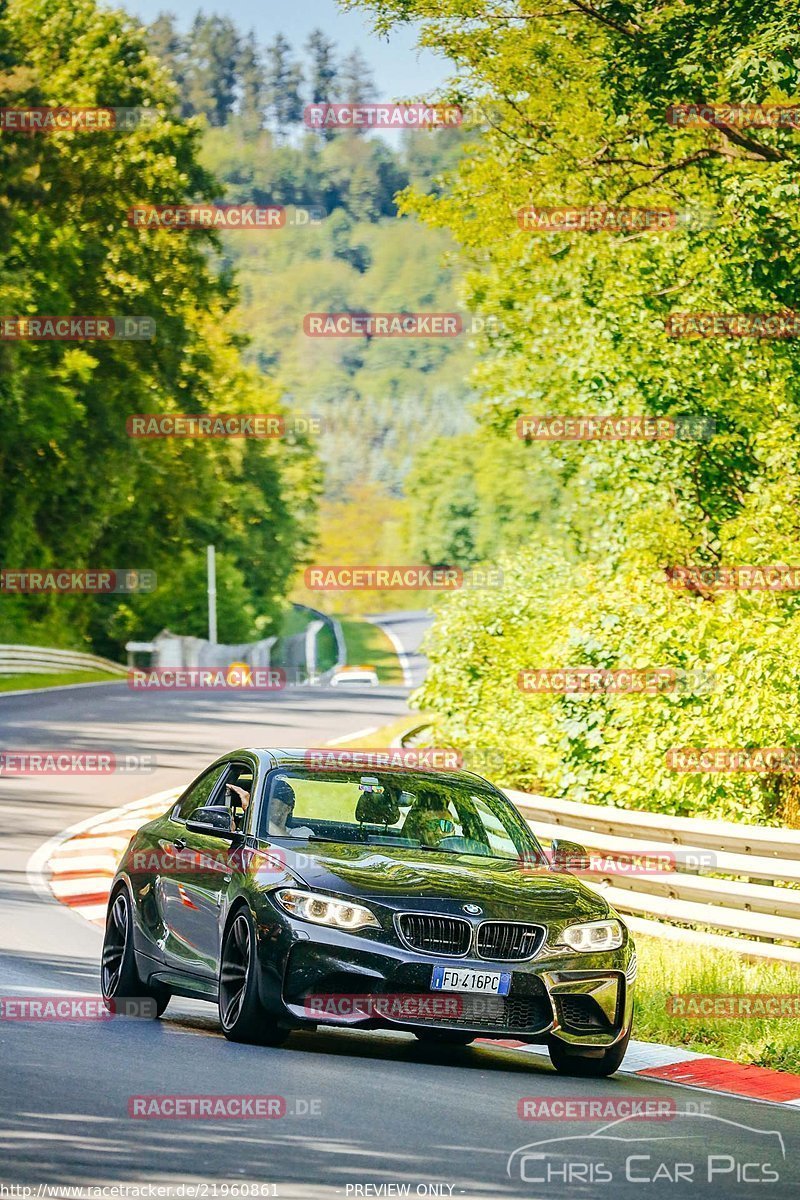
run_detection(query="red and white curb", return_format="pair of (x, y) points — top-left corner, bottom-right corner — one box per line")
(28, 787), (800, 1108)
(482, 1037), (800, 1107)
(27, 786), (183, 927)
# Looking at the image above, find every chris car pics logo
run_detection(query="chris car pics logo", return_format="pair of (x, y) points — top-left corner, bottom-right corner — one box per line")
(507, 1112), (784, 1186)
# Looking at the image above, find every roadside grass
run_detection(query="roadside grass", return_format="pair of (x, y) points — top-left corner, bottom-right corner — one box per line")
(634, 934), (800, 1073)
(338, 615), (405, 684)
(0, 671), (121, 692)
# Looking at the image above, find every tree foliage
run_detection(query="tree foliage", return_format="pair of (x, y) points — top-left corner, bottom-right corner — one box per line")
(347, 0), (800, 820)
(0, 0), (317, 655)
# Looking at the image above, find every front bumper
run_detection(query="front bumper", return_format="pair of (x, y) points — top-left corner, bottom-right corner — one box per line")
(254, 905), (635, 1048)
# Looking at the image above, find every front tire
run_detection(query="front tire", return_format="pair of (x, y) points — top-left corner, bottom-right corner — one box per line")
(547, 1029), (631, 1077)
(218, 907), (288, 1045)
(101, 887), (170, 1017)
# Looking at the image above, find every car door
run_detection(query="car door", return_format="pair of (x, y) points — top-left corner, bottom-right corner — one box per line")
(157, 762), (232, 978)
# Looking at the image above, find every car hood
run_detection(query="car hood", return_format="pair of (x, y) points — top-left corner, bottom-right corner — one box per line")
(278, 841), (608, 923)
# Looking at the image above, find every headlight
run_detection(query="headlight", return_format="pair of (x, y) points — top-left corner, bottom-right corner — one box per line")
(559, 919), (624, 952)
(274, 888), (380, 931)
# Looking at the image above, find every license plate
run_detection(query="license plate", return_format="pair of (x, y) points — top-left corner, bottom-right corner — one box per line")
(430, 965), (511, 995)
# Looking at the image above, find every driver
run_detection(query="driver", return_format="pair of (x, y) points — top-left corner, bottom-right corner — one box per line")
(401, 791), (455, 846)
(268, 778), (314, 838)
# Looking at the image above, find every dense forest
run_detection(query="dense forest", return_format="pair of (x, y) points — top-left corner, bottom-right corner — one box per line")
(142, 13), (508, 613)
(346, 0), (800, 824)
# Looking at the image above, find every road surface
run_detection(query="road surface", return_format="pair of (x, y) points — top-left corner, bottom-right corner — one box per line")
(366, 610), (432, 688)
(0, 676), (797, 1199)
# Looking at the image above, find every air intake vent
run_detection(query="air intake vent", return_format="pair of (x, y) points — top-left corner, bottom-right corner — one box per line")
(555, 994), (612, 1033)
(409, 993), (552, 1033)
(476, 922), (545, 961)
(396, 913), (471, 956)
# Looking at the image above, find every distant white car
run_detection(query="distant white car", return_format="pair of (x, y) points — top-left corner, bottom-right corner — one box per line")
(329, 666), (379, 688)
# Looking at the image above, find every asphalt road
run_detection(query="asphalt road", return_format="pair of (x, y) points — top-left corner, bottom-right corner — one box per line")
(366, 610), (432, 688)
(0, 667), (798, 1199)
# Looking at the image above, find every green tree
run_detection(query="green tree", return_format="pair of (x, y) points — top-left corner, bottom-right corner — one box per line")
(345, 0), (800, 819)
(339, 48), (376, 110)
(237, 30), (265, 131)
(145, 13), (187, 116)
(305, 27), (337, 103)
(263, 34), (304, 136)
(306, 27), (338, 141)
(0, 0), (317, 655)
(184, 13), (240, 125)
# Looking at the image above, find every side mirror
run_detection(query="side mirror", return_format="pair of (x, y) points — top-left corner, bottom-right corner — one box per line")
(186, 806), (238, 839)
(549, 838), (590, 873)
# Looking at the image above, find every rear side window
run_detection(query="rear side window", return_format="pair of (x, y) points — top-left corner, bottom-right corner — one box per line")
(172, 764), (227, 821)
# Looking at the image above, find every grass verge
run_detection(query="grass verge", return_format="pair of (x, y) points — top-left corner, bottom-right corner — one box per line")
(338, 615), (405, 684)
(327, 715), (431, 750)
(634, 933), (800, 1073)
(0, 671), (121, 692)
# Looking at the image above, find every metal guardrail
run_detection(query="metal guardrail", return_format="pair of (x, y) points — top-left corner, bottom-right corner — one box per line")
(296, 603), (346, 676)
(400, 725), (800, 964)
(0, 643), (127, 676)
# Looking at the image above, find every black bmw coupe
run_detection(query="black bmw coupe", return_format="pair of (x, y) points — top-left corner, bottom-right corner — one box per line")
(101, 749), (635, 1075)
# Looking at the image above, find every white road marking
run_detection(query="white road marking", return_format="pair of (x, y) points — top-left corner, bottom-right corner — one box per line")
(366, 618), (413, 687)
(326, 727), (378, 745)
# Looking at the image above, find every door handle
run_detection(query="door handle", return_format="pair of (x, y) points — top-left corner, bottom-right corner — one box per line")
(173, 838), (187, 851)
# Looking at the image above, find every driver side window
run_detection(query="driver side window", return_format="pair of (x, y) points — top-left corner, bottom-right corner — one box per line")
(172, 764), (227, 822)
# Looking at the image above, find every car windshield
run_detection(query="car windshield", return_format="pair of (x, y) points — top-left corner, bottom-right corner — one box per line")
(259, 768), (548, 865)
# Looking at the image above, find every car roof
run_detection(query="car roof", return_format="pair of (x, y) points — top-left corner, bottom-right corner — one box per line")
(213, 747), (495, 789)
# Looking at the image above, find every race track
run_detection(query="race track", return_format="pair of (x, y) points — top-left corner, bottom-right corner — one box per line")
(0, 671), (797, 1199)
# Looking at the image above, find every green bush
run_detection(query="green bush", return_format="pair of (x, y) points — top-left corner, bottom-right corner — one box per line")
(415, 546), (800, 824)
